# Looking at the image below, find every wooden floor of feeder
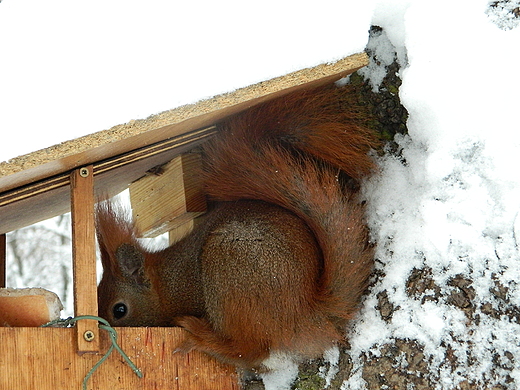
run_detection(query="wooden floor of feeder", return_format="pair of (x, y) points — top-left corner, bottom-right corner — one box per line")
(0, 52), (368, 390)
(1, 327), (239, 390)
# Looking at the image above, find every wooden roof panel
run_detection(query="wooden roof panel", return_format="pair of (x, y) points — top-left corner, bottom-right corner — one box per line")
(0, 53), (368, 233)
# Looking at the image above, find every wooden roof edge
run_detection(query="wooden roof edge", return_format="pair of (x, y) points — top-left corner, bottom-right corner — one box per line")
(0, 52), (368, 193)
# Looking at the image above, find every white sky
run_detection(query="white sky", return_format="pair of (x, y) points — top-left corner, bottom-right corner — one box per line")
(0, 0), (373, 162)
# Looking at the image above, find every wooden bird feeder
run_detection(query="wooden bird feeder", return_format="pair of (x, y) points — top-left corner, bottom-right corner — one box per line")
(0, 52), (368, 389)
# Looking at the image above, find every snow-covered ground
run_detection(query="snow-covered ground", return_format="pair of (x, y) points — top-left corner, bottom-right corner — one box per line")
(3, 0), (520, 388)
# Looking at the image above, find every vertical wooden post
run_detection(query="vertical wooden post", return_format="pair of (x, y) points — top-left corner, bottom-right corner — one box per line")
(70, 166), (99, 353)
(0, 234), (6, 288)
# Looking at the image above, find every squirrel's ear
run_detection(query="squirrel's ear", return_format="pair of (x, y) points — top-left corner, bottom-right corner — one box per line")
(96, 200), (144, 277)
(115, 243), (149, 287)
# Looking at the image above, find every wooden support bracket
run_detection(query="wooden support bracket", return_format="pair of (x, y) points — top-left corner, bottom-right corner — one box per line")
(70, 166), (99, 354)
(130, 152), (207, 238)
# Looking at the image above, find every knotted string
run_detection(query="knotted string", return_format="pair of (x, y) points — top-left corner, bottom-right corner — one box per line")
(42, 315), (143, 389)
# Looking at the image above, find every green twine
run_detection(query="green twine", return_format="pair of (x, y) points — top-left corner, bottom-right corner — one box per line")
(42, 315), (143, 390)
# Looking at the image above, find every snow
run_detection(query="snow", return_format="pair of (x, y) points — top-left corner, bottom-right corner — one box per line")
(351, 0), (520, 388)
(3, 0), (520, 388)
(261, 352), (300, 390)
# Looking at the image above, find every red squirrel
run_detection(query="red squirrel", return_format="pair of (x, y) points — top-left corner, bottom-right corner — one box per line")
(96, 83), (377, 371)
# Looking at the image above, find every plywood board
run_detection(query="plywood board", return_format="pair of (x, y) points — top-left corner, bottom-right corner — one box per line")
(0, 52), (368, 233)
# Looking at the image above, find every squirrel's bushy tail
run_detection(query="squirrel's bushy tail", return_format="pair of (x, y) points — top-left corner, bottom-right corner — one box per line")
(203, 83), (376, 325)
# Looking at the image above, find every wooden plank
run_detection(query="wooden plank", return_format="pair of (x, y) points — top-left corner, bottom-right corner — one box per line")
(130, 153), (206, 238)
(0, 53), (368, 196)
(0, 327), (240, 390)
(0, 234), (5, 288)
(70, 166), (99, 353)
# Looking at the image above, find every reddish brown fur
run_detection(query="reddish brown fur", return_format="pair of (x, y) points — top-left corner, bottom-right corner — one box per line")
(96, 84), (377, 370)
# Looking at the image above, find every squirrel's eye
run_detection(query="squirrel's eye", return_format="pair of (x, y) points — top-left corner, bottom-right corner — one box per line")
(113, 303), (128, 320)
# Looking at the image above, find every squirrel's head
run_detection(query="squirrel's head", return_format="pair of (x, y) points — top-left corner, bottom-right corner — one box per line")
(96, 201), (163, 326)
